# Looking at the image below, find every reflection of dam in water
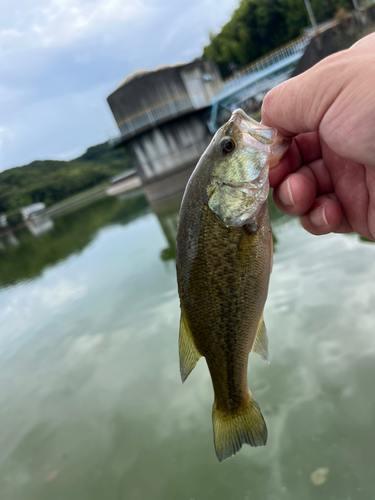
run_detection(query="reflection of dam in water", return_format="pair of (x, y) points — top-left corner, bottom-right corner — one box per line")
(149, 188), (291, 263)
(151, 193), (183, 261)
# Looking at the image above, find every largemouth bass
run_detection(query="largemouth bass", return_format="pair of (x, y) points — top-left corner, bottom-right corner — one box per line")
(176, 109), (290, 462)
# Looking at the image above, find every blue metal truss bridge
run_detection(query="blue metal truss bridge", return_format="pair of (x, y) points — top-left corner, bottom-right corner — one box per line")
(207, 34), (312, 132)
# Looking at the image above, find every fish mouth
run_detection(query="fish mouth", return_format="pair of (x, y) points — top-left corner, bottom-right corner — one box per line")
(229, 108), (292, 167)
(230, 109), (277, 144)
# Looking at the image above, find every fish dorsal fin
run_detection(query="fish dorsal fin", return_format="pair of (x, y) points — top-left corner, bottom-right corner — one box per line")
(251, 316), (269, 362)
(179, 308), (202, 382)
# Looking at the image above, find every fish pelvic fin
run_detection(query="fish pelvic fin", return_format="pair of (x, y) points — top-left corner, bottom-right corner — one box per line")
(251, 315), (269, 362)
(212, 392), (267, 462)
(179, 308), (201, 383)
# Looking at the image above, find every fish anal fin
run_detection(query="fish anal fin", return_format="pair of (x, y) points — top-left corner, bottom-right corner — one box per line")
(179, 308), (201, 383)
(213, 392), (267, 462)
(251, 316), (269, 362)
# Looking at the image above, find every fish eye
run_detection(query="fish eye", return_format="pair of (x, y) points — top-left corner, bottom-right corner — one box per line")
(220, 137), (236, 155)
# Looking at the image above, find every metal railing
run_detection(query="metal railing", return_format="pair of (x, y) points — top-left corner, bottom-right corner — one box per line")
(220, 34), (311, 93)
(117, 95), (193, 139)
(112, 82), (223, 142)
(206, 34), (314, 132)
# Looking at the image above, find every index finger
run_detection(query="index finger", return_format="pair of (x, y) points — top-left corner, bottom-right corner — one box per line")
(269, 132), (322, 188)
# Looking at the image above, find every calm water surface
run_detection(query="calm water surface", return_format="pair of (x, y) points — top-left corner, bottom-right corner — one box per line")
(1, 192), (375, 500)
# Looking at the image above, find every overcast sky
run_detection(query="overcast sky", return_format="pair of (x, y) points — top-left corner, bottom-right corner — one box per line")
(0, 0), (239, 171)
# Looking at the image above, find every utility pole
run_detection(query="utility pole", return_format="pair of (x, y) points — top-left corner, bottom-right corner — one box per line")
(303, 0), (318, 33)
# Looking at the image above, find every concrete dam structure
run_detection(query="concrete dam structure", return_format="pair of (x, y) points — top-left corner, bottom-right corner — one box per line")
(107, 40), (312, 202)
(107, 60), (222, 202)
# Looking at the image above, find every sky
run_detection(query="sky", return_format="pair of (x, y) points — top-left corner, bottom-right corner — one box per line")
(0, 0), (239, 172)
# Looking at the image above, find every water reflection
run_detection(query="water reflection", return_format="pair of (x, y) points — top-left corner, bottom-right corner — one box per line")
(360, 236), (375, 243)
(0, 187), (313, 292)
(6, 232), (20, 248)
(25, 216), (54, 237)
(151, 193), (182, 261)
(0, 194), (148, 289)
(0, 189), (375, 500)
(152, 190), (287, 263)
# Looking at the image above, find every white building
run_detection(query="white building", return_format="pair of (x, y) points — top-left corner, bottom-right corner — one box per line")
(20, 203), (46, 221)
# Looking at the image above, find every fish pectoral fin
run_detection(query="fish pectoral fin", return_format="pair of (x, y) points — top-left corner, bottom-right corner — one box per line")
(213, 392), (267, 462)
(179, 308), (201, 383)
(251, 316), (269, 362)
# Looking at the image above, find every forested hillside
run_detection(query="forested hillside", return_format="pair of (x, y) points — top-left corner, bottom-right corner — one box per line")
(203, 0), (352, 76)
(0, 143), (131, 214)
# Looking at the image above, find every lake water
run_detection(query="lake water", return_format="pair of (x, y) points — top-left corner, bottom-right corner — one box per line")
(1, 191), (375, 500)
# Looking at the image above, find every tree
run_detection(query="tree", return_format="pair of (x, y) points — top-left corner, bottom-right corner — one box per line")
(203, 0), (352, 77)
(0, 142), (132, 214)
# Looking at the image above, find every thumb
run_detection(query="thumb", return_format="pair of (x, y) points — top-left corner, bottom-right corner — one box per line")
(261, 50), (350, 136)
(261, 43), (375, 167)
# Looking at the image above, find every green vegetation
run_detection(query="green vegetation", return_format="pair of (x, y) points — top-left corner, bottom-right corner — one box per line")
(42, 181), (110, 214)
(0, 193), (148, 289)
(203, 0), (352, 77)
(6, 212), (23, 227)
(360, 236), (375, 243)
(0, 142), (131, 215)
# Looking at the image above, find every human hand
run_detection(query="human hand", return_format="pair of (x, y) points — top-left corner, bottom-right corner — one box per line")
(262, 32), (375, 241)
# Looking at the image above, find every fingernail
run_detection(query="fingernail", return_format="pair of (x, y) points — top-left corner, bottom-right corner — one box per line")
(310, 206), (328, 227)
(278, 177), (294, 206)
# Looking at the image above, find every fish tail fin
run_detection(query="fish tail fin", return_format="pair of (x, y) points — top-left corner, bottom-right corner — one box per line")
(212, 392), (267, 462)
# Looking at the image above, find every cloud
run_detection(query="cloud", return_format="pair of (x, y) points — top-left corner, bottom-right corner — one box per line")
(1, 0), (153, 52)
(0, 80), (118, 168)
(158, 0), (236, 54)
(0, 0), (239, 170)
(0, 275), (87, 359)
(0, 127), (13, 148)
(34, 279), (87, 307)
(0, 29), (23, 38)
